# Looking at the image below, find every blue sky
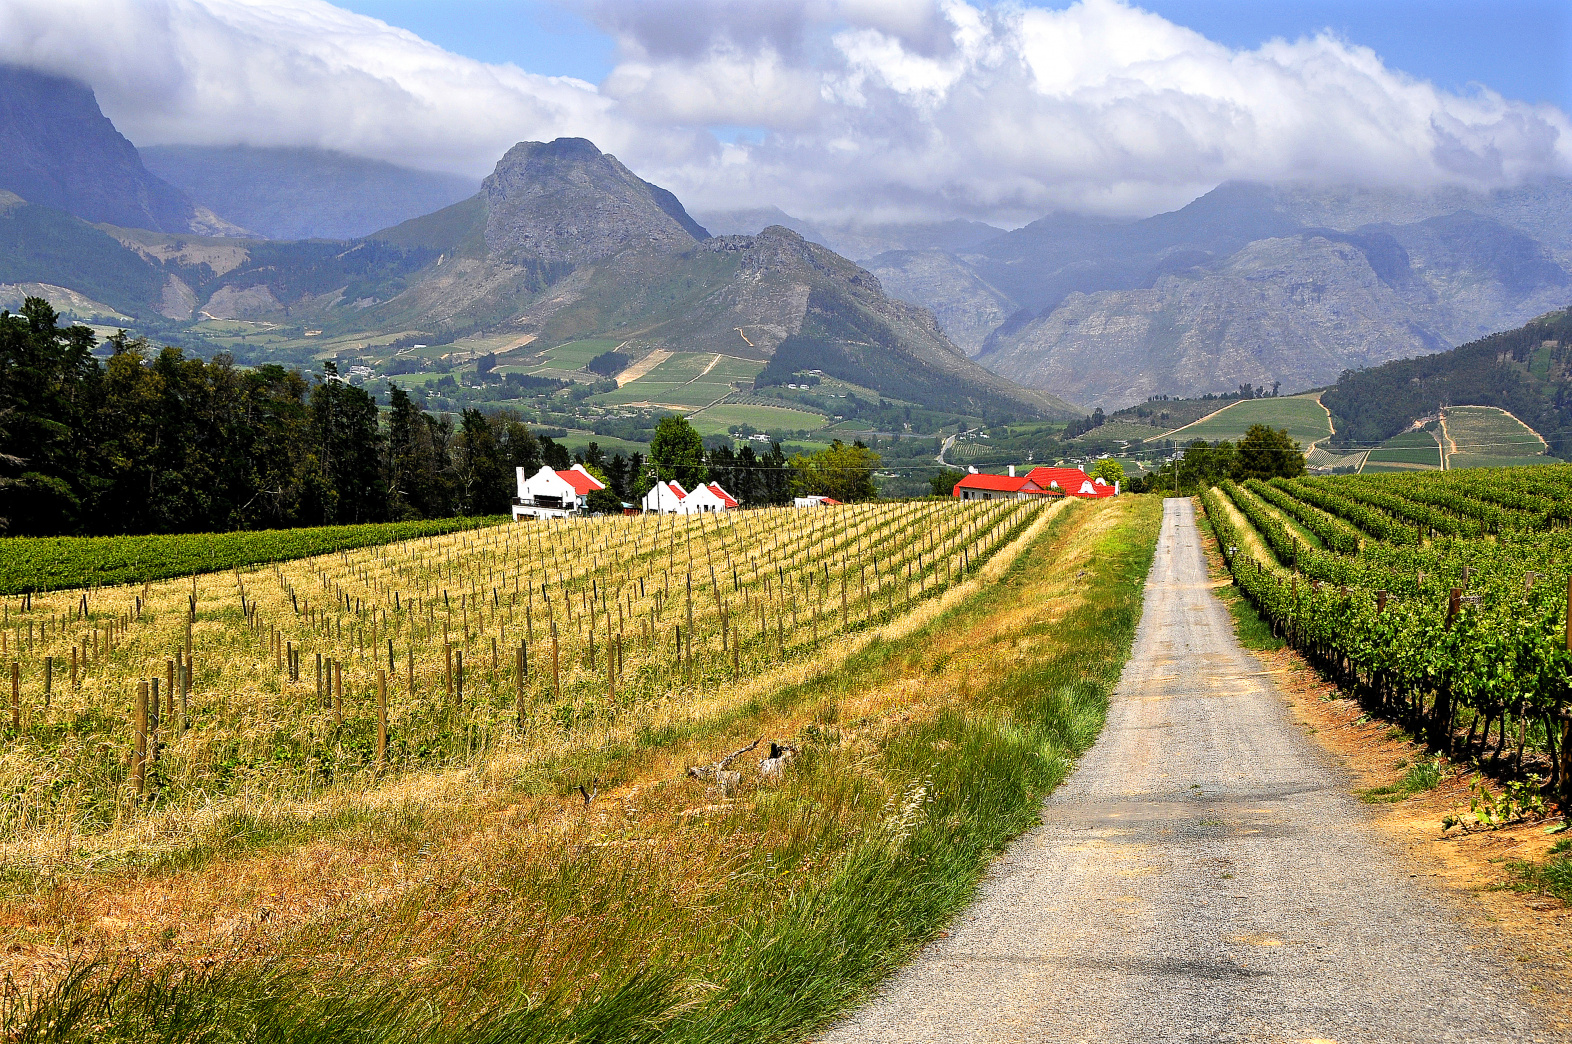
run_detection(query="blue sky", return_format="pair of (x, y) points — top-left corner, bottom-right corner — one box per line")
(337, 0), (1571, 110)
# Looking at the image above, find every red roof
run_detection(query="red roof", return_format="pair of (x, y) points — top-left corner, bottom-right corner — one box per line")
(1024, 466), (1115, 498)
(707, 482), (739, 508)
(952, 473), (1043, 494)
(556, 467), (605, 495)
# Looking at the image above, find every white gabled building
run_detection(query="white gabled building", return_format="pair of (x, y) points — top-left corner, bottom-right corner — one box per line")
(512, 464), (606, 520)
(642, 479), (739, 514)
(682, 482), (738, 514)
(642, 480), (688, 514)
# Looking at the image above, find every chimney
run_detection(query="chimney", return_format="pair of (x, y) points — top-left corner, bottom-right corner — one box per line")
(1008, 465), (1015, 477)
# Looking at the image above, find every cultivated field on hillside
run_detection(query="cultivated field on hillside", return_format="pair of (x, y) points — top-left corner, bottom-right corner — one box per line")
(1202, 465), (1572, 811)
(1155, 394), (1332, 447)
(1442, 406), (1549, 469)
(0, 495), (1161, 1043)
(593, 352), (761, 409)
(1363, 429), (1441, 471)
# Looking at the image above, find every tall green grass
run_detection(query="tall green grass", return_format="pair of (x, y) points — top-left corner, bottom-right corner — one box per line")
(5, 498), (1163, 1043)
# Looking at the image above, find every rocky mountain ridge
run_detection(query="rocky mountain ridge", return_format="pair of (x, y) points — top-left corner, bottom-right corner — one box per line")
(0, 66), (236, 235)
(829, 180), (1572, 410)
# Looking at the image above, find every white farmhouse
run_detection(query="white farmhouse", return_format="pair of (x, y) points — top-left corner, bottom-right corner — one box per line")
(681, 482), (738, 514)
(512, 464), (606, 520)
(642, 479), (739, 514)
(641, 480), (688, 514)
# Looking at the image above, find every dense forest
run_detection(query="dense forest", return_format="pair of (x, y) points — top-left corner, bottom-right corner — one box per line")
(0, 298), (814, 536)
(1322, 308), (1572, 455)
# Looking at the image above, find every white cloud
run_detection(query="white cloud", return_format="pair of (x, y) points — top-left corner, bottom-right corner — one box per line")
(0, 0), (630, 176)
(0, 0), (1565, 224)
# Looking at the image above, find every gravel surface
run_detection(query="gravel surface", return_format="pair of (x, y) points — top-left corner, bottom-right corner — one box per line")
(820, 498), (1556, 1043)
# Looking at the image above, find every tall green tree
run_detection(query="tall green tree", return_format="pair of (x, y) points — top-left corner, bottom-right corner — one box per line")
(385, 386), (450, 520)
(650, 414), (707, 491)
(452, 408), (508, 515)
(789, 440), (880, 502)
(1233, 424), (1306, 480)
(306, 363), (384, 524)
(0, 298), (100, 533)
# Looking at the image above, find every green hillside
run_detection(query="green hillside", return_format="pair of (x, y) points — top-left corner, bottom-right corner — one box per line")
(0, 197), (162, 314)
(1322, 308), (1572, 460)
(1155, 393), (1332, 447)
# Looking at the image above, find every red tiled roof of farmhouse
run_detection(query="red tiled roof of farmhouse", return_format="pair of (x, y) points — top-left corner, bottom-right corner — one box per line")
(1024, 467), (1114, 497)
(556, 467), (605, 495)
(707, 483), (739, 508)
(951, 473), (1041, 495)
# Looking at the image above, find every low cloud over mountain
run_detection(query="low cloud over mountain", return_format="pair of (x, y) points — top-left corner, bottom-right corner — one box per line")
(0, 0), (1565, 225)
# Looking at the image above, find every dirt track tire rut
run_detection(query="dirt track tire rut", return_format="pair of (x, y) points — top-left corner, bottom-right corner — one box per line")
(819, 498), (1554, 1043)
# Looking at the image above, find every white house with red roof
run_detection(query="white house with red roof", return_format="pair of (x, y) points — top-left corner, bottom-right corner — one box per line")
(951, 465), (1118, 501)
(1024, 466), (1117, 498)
(641, 480), (688, 513)
(642, 479), (739, 514)
(951, 472), (1047, 501)
(512, 464), (606, 520)
(684, 482), (739, 513)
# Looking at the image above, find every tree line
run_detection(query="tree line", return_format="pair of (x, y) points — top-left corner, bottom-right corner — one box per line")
(1139, 425), (1307, 494)
(0, 300), (880, 536)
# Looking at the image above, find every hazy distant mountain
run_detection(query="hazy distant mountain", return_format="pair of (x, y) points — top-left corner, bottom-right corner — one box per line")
(861, 249), (1013, 355)
(350, 139), (1067, 418)
(830, 179), (1572, 409)
(977, 200), (1571, 408)
(478, 137), (708, 269)
(692, 207), (1003, 261)
(0, 66), (235, 235)
(693, 206), (825, 242)
(141, 145), (476, 240)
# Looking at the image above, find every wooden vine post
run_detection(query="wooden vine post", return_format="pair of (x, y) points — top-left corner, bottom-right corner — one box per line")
(133, 680), (148, 797)
(516, 641), (527, 730)
(376, 669), (387, 768)
(551, 621), (560, 699)
(9, 661), (17, 733)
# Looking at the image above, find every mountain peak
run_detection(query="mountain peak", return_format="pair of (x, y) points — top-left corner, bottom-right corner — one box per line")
(0, 65), (198, 233)
(482, 136), (707, 269)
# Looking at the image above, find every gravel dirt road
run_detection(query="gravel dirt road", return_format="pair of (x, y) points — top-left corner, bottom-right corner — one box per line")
(820, 498), (1556, 1043)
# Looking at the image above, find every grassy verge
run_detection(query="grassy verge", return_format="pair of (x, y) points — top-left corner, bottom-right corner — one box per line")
(1358, 756), (1447, 802)
(5, 496), (1162, 1043)
(1194, 495), (1283, 651)
(1508, 838), (1572, 903)
(0, 517), (505, 593)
